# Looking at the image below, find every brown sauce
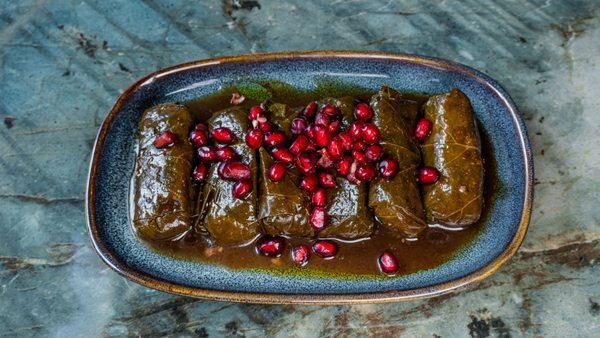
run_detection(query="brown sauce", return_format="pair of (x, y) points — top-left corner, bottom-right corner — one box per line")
(145, 82), (496, 278)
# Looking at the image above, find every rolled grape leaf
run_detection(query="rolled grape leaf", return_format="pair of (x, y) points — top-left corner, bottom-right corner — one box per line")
(422, 88), (484, 227)
(199, 106), (260, 245)
(368, 86), (427, 238)
(133, 103), (194, 240)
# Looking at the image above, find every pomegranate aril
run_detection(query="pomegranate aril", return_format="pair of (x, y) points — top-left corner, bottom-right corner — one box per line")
(311, 188), (327, 207)
(379, 158), (399, 179)
(318, 172), (336, 188)
(216, 146), (238, 162)
(378, 251), (399, 274)
(264, 130), (287, 148)
(268, 162), (287, 182)
(354, 102), (373, 121)
(291, 245), (310, 266)
(310, 207), (328, 231)
(259, 120), (273, 133)
(418, 166), (440, 184)
(356, 164), (377, 181)
(189, 130), (208, 148)
(256, 236), (285, 257)
(327, 120), (340, 135)
(295, 152), (318, 174)
(336, 156), (353, 176)
(349, 121), (364, 140)
(314, 112), (330, 127)
(415, 118), (433, 142)
(361, 123), (381, 144)
(271, 147), (294, 163)
(299, 174), (318, 192)
(232, 180), (252, 199)
(353, 141), (366, 152)
(212, 127), (236, 144)
(304, 123), (316, 139)
(193, 163), (208, 182)
(218, 161), (251, 181)
(154, 131), (177, 149)
(289, 135), (309, 155)
(337, 132), (353, 151)
(320, 104), (339, 117)
(312, 240), (338, 258)
(352, 150), (368, 164)
(245, 128), (263, 149)
(197, 146), (217, 162)
(365, 144), (383, 162)
(248, 105), (264, 120)
(303, 101), (318, 118)
(194, 123), (208, 132)
(291, 117), (308, 135)
(313, 125), (331, 148)
(326, 137), (345, 160)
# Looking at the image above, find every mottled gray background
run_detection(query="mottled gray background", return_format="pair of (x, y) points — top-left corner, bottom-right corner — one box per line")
(1, 0), (599, 337)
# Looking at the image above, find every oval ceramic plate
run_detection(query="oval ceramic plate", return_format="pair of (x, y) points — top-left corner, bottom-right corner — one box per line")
(86, 51), (532, 304)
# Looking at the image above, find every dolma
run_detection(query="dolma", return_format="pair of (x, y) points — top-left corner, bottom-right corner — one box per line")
(422, 88), (484, 227)
(318, 98), (375, 239)
(133, 103), (194, 240)
(199, 106), (260, 245)
(368, 86), (427, 238)
(258, 103), (312, 237)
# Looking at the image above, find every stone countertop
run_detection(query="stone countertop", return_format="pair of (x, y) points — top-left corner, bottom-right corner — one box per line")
(1, 0), (598, 337)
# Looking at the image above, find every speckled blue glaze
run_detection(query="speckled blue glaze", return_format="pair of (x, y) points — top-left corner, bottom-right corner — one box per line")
(88, 53), (531, 295)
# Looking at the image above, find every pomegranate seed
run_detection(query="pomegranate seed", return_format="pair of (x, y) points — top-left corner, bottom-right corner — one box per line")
(348, 121), (364, 140)
(305, 140), (316, 152)
(327, 120), (340, 135)
(194, 123), (208, 132)
(259, 120), (273, 133)
(299, 174), (319, 192)
(365, 144), (383, 162)
(312, 240), (338, 258)
(268, 162), (287, 182)
(326, 137), (344, 160)
(193, 163), (208, 182)
(356, 164), (377, 181)
(248, 106), (264, 120)
(320, 104), (339, 117)
(230, 92), (245, 105)
(304, 101), (318, 118)
(289, 135), (309, 155)
(264, 130), (287, 148)
(197, 146), (217, 162)
(291, 245), (310, 266)
(271, 147), (294, 163)
(318, 172), (336, 188)
(362, 123), (381, 144)
(295, 152), (318, 174)
(245, 128), (263, 149)
(313, 125), (331, 148)
(232, 180), (252, 199)
(378, 251), (400, 274)
(291, 117), (308, 135)
(314, 111), (330, 127)
(256, 236), (285, 257)
(154, 131), (177, 149)
(212, 127), (236, 144)
(337, 132), (353, 151)
(415, 118), (433, 142)
(379, 158), (399, 179)
(353, 141), (366, 152)
(336, 156), (353, 176)
(305, 123), (316, 139)
(216, 146), (238, 162)
(352, 150), (368, 164)
(354, 102), (373, 121)
(218, 161), (251, 181)
(418, 166), (440, 184)
(310, 207), (328, 231)
(189, 129), (208, 148)
(311, 188), (327, 207)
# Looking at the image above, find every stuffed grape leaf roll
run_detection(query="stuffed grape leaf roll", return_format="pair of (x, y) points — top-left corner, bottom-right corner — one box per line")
(422, 88), (484, 227)
(133, 103), (194, 240)
(368, 86), (427, 238)
(199, 106), (260, 245)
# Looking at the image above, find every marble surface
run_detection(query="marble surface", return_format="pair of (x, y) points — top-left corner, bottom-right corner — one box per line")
(0, 0), (598, 337)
